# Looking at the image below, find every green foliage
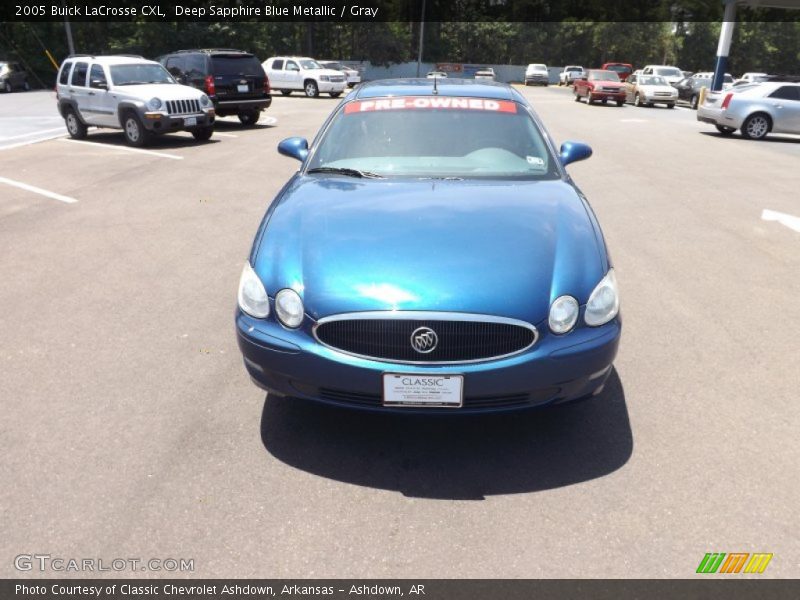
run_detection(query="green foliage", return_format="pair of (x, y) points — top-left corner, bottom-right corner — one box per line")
(1, 19), (798, 86)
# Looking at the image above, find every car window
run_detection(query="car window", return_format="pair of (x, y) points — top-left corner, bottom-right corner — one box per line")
(271, 59), (284, 70)
(71, 62), (88, 86)
(109, 63), (174, 85)
(210, 55), (263, 77)
(286, 61), (299, 71)
(308, 97), (558, 180)
(184, 54), (205, 78)
(165, 56), (185, 78)
(769, 86), (800, 101)
(299, 59), (321, 70)
(89, 64), (107, 88)
(58, 62), (72, 85)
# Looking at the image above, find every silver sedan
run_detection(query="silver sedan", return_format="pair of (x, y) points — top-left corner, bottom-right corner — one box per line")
(697, 82), (800, 140)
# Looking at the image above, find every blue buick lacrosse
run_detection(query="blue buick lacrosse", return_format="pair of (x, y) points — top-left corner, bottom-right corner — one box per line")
(236, 79), (620, 412)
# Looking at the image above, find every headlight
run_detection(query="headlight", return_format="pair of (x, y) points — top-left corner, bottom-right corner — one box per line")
(275, 289), (304, 328)
(238, 262), (270, 318)
(147, 97), (162, 111)
(585, 269), (620, 326)
(199, 94), (210, 107)
(549, 295), (579, 334)
(319, 75), (330, 82)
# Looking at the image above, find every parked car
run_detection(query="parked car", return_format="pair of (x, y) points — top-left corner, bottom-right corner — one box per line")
(573, 70), (625, 106)
(558, 66), (584, 86)
(641, 65), (685, 86)
(525, 64), (550, 86)
(0, 61), (30, 92)
(602, 62), (633, 82)
(624, 73), (677, 108)
(697, 81), (800, 140)
(55, 55), (215, 146)
(262, 56), (346, 98)
(236, 78), (620, 412)
(158, 49), (271, 126)
(426, 71), (448, 79)
(734, 72), (769, 86)
(674, 73), (734, 108)
(318, 61), (361, 87)
(474, 68), (496, 81)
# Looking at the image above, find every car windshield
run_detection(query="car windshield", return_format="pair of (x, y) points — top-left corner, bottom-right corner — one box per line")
(211, 55), (264, 77)
(323, 62), (344, 70)
(590, 71), (620, 82)
(299, 59), (322, 69)
(307, 97), (558, 179)
(606, 65), (632, 74)
(110, 64), (174, 85)
(531, 65), (547, 71)
(655, 67), (682, 77)
(640, 76), (667, 85)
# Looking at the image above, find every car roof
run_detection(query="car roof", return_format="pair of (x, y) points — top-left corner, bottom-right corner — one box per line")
(353, 78), (520, 101)
(63, 55), (154, 65)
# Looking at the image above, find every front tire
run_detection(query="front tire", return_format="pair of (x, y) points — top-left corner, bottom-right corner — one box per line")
(574, 91), (581, 102)
(667, 103), (675, 109)
(715, 125), (735, 136)
(191, 126), (214, 141)
(238, 111), (260, 126)
(280, 90), (292, 96)
(123, 112), (150, 147)
(691, 95), (699, 109)
(329, 91), (341, 98)
(64, 108), (87, 139)
(634, 93), (643, 107)
(741, 113), (770, 140)
(616, 100), (624, 107)
(304, 80), (319, 98)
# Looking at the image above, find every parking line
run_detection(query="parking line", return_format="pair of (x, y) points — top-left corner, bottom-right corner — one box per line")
(762, 209), (800, 233)
(0, 176), (77, 204)
(0, 127), (67, 142)
(212, 132), (238, 138)
(58, 138), (184, 160)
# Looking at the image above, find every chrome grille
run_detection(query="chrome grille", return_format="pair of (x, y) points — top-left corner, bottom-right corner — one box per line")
(601, 86), (620, 92)
(329, 75), (345, 83)
(166, 99), (200, 115)
(313, 312), (537, 364)
(315, 387), (559, 410)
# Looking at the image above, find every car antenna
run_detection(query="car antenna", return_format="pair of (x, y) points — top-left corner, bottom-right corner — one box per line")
(432, 74), (438, 95)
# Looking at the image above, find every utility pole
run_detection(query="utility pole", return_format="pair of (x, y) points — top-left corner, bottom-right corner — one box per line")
(415, 0), (426, 77)
(64, 17), (75, 55)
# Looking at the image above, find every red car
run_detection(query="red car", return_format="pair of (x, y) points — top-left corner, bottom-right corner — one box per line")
(602, 62), (634, 82)
(573, 69), (626, 106)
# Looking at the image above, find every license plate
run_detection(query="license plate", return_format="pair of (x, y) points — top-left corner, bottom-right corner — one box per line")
(237, 84), (249, 92)
(382, 374), (463, 408)
(184, 117), (197, 126)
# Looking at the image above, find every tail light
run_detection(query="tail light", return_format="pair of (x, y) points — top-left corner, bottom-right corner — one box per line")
(263, 75), (270, 94)
(721, 93), (733, 110)
(204, 75), (215, 96)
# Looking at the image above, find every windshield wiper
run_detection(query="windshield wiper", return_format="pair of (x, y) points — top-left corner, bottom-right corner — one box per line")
(307, 167), (384, 179)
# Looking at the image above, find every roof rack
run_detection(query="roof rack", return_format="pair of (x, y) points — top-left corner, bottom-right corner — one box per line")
(66, 54), (145, 59)
(170, 48), (250, 54)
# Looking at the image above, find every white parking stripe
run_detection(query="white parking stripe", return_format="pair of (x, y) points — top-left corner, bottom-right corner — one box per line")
(0, 127), (67, 142)
(0, 176), (77, 204)
(58, 138), (184, 160)
(762, 209), (800, 233)
(212, 132), (238, 138)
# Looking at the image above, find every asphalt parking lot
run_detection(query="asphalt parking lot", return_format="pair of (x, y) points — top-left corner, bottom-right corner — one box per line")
(1, 84), (799, 578)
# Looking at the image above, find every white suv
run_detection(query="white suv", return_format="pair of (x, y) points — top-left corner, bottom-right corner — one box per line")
(261, 56), (347, 98)
(56, 55), (215, 146)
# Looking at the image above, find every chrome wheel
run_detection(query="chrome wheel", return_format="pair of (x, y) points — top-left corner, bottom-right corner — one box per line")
(304, 81), (318, 98)
(125, 117), (140, 143)
(743, 115), (769, 140)
(66, 113), (79, 135)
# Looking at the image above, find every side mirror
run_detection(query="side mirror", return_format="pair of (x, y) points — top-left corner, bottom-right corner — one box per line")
(278, 137), (309, 162)
(559, 141), (592, 167)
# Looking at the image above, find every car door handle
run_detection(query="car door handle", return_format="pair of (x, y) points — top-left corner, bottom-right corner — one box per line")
(88, 91), (95, 95)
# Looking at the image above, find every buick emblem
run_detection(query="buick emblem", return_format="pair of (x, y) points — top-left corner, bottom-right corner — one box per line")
(410, 327), (438, 354)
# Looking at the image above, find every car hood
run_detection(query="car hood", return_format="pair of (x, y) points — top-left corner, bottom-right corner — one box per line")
(640, 84), (677, 94)
(111, 83), (204, 100)
(253, 177), (606, 324)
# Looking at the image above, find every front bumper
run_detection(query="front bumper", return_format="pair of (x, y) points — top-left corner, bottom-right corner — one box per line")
(525, 75), (549, 84)
(236, 310), (621, 413)
(643, 95), (677, 104)
(142, 110), (214, 132)
(319, 80), (347, 93)
(590, 90), (626, 100)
